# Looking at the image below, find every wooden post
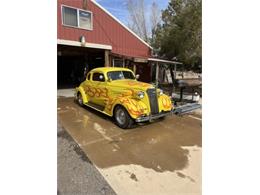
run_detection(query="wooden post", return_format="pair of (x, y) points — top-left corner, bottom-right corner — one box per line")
(104, 50), (109, 67)
(122, 58), (125, 68)
(155, 62), (159, 87)
(133, 64), (136, 74)
(109, 55), (112, 67)
(174, 63), (177, 80)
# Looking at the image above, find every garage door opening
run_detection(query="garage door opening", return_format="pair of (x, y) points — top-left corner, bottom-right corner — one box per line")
(57, 45), (105, 89)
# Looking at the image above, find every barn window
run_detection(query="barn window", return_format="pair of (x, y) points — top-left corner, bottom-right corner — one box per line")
(62, 6), (78, 27)
(62, 5), (93, 30)
(79, 10), (92, 29)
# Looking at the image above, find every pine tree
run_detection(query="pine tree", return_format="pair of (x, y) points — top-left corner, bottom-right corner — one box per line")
(152, 0), (202, 71)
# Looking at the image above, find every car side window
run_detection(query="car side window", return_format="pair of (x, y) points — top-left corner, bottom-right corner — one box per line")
(92, 73), (105, 82)
(87, 73), (91, 80)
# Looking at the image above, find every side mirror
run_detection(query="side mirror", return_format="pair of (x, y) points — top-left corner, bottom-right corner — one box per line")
(107, 78), (112, 82)
(136, 74), (140, 80)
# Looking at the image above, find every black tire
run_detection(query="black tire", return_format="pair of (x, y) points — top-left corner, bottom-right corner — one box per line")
(114, 105), (134, 129)
(77, 92), (84, 107)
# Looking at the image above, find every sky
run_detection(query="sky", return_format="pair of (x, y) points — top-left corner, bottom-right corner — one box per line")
(95, 0), (169, 26)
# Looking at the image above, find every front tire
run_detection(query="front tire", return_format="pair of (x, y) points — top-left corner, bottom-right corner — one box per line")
(114, 106), (134, 129)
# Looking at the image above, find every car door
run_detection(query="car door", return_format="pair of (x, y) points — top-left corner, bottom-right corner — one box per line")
(89, 72), (107, 108)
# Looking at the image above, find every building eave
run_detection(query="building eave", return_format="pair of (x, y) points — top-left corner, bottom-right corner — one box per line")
(148, 58), (183, 65)
(57, 39), (112, 50)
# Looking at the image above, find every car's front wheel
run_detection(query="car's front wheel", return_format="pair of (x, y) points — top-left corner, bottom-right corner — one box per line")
(114, 106), (134, 129)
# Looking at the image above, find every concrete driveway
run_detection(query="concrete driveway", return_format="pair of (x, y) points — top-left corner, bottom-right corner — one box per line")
(58, 97), (202, 195)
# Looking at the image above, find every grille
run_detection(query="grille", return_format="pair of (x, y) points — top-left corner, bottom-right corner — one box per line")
(146, 88), (159, 114)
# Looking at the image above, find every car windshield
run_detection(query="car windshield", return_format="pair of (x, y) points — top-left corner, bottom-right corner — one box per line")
(107, 71), (135, 81)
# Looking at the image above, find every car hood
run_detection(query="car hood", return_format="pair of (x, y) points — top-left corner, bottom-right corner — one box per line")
(109, 79), (154, 91)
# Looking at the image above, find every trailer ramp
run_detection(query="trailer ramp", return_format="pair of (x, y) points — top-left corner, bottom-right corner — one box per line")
(173, 103), (201, 115)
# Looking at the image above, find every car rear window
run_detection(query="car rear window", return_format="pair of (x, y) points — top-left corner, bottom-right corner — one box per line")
(92, 72), (105, 82)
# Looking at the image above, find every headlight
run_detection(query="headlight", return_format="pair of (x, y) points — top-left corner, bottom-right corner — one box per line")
(159, 89), (163, 96)
(137, 91), (145, 99)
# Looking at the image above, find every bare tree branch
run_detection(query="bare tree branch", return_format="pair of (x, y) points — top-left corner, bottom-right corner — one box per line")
(150, 1), (161, 39)
(126, 0), (148, 42)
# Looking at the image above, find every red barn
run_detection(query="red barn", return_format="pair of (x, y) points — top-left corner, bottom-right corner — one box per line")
(57, 0), (154, 88)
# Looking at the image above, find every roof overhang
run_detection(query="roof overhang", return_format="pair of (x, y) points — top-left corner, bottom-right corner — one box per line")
(110, 52), (149, 62)
(57, 39), (112, 50)
(148, 58), (183, 65)
(134, 57), (148, 63)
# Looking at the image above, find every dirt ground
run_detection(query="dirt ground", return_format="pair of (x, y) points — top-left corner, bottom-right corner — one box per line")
(58, 97), (202, 195)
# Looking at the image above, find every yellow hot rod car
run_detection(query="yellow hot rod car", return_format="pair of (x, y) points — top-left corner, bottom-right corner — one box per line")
(75, 67), (173, 128)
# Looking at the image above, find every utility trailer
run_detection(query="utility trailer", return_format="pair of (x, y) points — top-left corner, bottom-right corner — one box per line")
(148, 58), (202, 116)
(172, 102), (201, 115)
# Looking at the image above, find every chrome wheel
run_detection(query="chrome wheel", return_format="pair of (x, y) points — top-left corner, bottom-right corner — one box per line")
(114, 106), (134, 129)
(115, 108), (126, 125)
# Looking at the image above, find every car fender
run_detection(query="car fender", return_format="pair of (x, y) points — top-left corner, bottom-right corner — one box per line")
(158, 94), (173, 112)
(111, 97), (149, 119)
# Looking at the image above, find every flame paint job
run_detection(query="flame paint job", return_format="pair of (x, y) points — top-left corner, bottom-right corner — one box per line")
(75, 67), (173, 119)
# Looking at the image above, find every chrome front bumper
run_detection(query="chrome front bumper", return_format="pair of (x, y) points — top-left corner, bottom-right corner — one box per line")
(135, 111), (172, 123)
(135, 103), (202, 123)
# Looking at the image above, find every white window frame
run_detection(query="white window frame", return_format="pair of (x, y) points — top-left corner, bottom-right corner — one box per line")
(61, 5), (93, 31)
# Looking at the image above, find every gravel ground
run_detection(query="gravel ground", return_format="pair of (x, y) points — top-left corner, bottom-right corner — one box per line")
(57, 121), (116, 195)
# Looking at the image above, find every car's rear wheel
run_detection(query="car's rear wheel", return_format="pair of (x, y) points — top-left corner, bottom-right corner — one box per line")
(77, 92), (84, 106)
(114, 106), (134, 129)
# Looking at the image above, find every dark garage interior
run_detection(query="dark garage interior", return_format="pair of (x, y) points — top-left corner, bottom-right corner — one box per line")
(57, 45), (105, 89)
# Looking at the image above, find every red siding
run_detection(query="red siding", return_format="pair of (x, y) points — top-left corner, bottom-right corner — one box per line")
(58, 0), (151, 58)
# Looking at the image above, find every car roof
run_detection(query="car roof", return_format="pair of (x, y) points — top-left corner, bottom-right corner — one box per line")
(89, 67), (134, 74)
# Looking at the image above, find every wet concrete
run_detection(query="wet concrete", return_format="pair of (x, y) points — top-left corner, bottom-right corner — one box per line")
(57, 121), (116, 195)
(58, 97), (202, 194)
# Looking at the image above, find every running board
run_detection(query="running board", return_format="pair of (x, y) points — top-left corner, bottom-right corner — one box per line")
(172, 103), (201, 115)
(86, 102), (105, 112)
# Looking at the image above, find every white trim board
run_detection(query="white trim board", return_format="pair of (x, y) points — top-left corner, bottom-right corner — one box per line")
(91, 0), (153, 49)
(148, 58), (183, 65)
(57, 39), (112, 50)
